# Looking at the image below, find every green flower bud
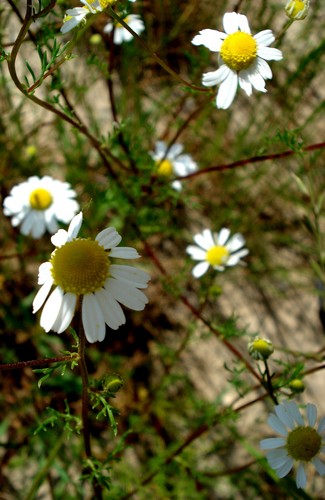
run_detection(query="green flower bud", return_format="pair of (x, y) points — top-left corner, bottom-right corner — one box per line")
(289, 378), (305, 393)
(248, 337), (274, 360)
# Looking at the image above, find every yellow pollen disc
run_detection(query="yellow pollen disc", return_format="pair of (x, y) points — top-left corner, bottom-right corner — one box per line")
(29, 188), (53, 210)
(206, 245), (229, 266)
(88, 0), (116, 8)
(286, 426), (321, 462)
(157, 159), (174, 177)
(220, 31), (257, 72)
(50, 239), (110, 295)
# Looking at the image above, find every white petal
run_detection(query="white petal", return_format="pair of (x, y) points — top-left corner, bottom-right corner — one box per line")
(105, 278), (148, 311)
(33, 279), (54, 313)
(254, 29), (274, 47)
(275, 404), (295, 429)
(82, 294), (106, 343)
(296, 463), (307, 489)
(193, 229), (214, 250)
(248, 71), (267, 92)
(266, 448), (289, 467)
(276, 457), (294, 478)
(223, 12), (241, 34)
(109, 247), (140, 259)
(216, 71), (238, 109)
(52, 293), (77, 333)
(171, 180), (182, 191)
(192, 29), (224, 52)
(257, 46), (283, 61)
(306, 403), (317, 427)
(168, 143), (184, 158)
(109, 265), (150, 289)
(192, 261), (209, 278)
(226, 233), (245, 251)
(317, 416), (325, 433)
(67, 212), (83, 240)
(202, 65), (231, 87)
(267, 414), (288, 436)
(285, 401), (304, 426)
(95, 288), (126, 330)
(256, 58), (272, 80)
(260, 437), (286, 450)
(103, 22), (113, 34)
(38, 262), (52, 285)
(217, 228), (231, 246)
(237, 13), (251, 34)
(96, 227), (122, 249)
(226, 250), (249, 266)
(186, 247), (207, 261)
(239, 76), (252, 96)
(40, 287), (64, 332)
(312, 457), (325, 476)
(51, 229), (69, 247)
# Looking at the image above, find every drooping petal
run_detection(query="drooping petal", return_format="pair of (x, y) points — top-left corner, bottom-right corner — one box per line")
(276, 457), (294, 478)
(33, 278), (54, 313)
(296, 463), (307, 489)
(216, 71), (238, 109)
(256, 58), (273, 80)
(192, 261), (210, 278)
(95, 288), (126, 330)
(40, 287), (64, 332)
(312, 457), (325, 476)
(105, 279), (148, 311)
(202, 65), (231, 87)
(52, 293), (77, 334)
(82, 294), (106, 343)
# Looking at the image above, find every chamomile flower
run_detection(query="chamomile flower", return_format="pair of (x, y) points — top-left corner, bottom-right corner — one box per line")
(150, 141), (198, 191)
(61, 0), (114, 34)
(192, 12), (283, 109)
(103, 14), (145, 44)
(260, 401), (325, 489)
(3, 176), (79, 239)
(186, 228), (248, 278)
(33, 213), (150, 343)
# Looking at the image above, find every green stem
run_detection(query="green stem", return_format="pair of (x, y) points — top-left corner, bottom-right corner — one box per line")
(0, 355), (74, 371)
(263, 360), (278, 404)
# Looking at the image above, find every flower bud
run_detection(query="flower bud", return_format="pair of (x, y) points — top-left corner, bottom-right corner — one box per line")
(248, 337), (274, 360)
(289, 378), (305, 393)
(285, 0), (309, 20)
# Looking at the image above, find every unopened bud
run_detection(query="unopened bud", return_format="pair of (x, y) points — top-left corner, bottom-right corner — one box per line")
(289, 378), (305, 393)
(285, 0), (309, 20)
(248, 337), (274, 360)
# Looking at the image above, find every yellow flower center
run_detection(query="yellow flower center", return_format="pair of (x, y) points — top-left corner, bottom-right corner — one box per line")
(29, 188), (53, 210)
(88, 0), (115, 8)
(286, 426), (321, 462)
(157, 159), (174, 177)
(220, 31), (257, 71)
(50, 239), (110, 295)
(206, 245), (229, 266)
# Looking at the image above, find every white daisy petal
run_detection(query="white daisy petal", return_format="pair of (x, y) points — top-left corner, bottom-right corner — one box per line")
(96, 227), (122, 249)
(40, 287), (64, 332)
(192, 261), (210, 278)
(317, 416), (325, 434)
(223, 12), (241, 34)
(267, 414), (288, 436)
(109, 247), (140, 259)
(312, 457), (325, 476)
(216, 71), (238, 109)
(82, 294), (106, 343)
(296, 463), (307, 489)
(217, 228), (231, 246)
(109, 265), (150, 288)
(95, 288), (126, 330)
(275, 404), (296, 429)
(67, 212), (82, 240)
(306, 403), (317, 427)
(191, 29), (224, 52)
(105, 278), (148, 311)
(276, 457), (294, 478)
(33, 278), (54, 313)
(37, 262), (52, 285)
(194, 230), (214, 250)
(260, 437), (286, 450)
(257, 46), (283, 61)
(237, 14), (251, 34)
(52, 293), (77, 334)
(254, 29), (274, 47)
(285, 401), (304, 426)
(186, 246), (207, 261)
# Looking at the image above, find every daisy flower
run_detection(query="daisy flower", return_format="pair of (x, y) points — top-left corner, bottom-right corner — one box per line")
(103, 14), (145, 44)
(150, 141), (198, 191)
(192, 12), (283, 109)
(3, 176), (79, 239)
(260, 400), (325, 489)
(61, 0), (114, 34)
(186, 228), (248, 278)
(33, 213), (150, 343)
